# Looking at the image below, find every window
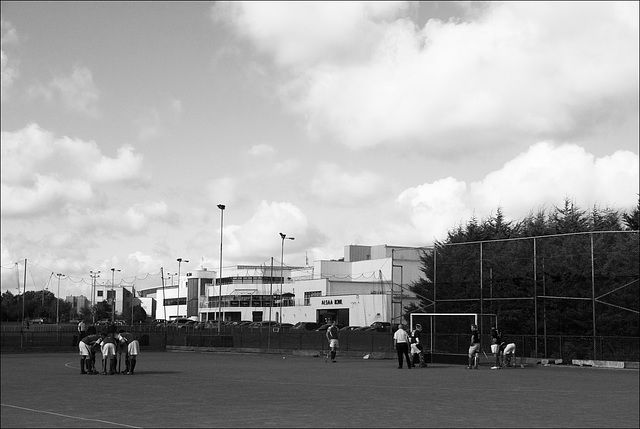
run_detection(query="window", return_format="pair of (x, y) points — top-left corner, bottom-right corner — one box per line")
(304, 291), (321, 305)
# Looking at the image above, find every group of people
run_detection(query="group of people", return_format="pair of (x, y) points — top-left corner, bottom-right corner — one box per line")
(393, 322), (517, 370)
(393, 323), (428, 369)
(468, 324), (516, 369)
(77, 323), (140, 375)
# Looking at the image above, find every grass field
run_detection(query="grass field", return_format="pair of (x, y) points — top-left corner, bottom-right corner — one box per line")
(1, 351), (638, 428)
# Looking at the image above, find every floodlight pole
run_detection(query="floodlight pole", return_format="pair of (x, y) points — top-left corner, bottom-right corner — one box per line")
(217, 204), (225, 331)
(279, 233), (294, 325)
(177, 258), (189, 319)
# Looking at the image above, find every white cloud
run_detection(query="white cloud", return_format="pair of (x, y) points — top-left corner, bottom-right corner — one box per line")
(91, 144), (145, 183)
(1, 17), (19, 99)
(225, 200), (308, 261)
(219, 2), (639, 151)
(135, 98), (183, 141)
(213, 2), (409, 68)
(47, 66), (101, 116)
(0, 124), (147, 217)
(397, 177), (470, 243)
(247, 143), (275, 156)
(469, 142), (640, 215)
(396, 142), (639, 245)
(310, 163), (386, 205)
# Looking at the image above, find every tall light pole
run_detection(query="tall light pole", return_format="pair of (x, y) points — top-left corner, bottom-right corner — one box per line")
(217, 204), (225, 331)
(279, 233), (294, 324)
(90, 270), (100, 323)
(110, 268), (121, 323)
(56, 273), (64, 326)
(176, 258), (189, 319)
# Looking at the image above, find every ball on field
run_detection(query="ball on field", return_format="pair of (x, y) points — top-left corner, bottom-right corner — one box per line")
(283, 356), (285, 359)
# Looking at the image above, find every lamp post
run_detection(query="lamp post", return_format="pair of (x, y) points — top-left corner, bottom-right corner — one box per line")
(168, 272), (177, 287)
(217, 204), (225, 331)
(110, 268), (121, 323)
(279, 233), (294, 324)
(176, 258), (189, 319)
(90, 270), (100, 323)
(56, 273), (64, 326)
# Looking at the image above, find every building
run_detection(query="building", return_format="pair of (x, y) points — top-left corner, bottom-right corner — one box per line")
(139, 244), (430, 326)
(65, 295), (90, 317)
(94, 284), (146, 320)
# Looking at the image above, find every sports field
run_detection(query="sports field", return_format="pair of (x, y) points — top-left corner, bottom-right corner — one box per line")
(1, 351), (638, 428)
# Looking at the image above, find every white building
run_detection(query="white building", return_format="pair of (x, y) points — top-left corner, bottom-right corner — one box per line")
(139, 244), (429, 326)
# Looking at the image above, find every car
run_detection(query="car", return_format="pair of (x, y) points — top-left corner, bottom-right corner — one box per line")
(291, 322), (322, 331)
(315, 323), (344, 331)
(247, 321), (276, 328)
(30, 317), (46, 324)
(69, 318), (82, 324)
(171, 318), (197, 329)
(340, 325), (366, 331)
(277, 323), (294, 330)
(362, 321), (392, 332)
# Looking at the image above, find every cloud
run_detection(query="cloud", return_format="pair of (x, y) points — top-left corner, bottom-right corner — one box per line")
(213, 2), (409, 68)
(135, 98), (183, 141)
(1, 17), (19, 99)
(247, 143), (275, 157)
(396, 142), (639, 245)
(218, 2), (639, 151)
(1, 123), (147, 217)
(225, 200), (309, 261)
(310, 163), (387, 205)
(28, 65), (100, 116)
(469, 142), (640, 215)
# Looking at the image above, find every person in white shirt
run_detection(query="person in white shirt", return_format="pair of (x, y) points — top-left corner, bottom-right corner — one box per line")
(393, 324), (412, 369)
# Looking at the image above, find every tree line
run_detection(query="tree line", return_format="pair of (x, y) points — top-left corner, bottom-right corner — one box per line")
(1, 290), (147, 324)
(408, 197), (639, 343)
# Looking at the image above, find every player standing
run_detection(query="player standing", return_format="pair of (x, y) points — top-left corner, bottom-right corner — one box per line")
(467, 324), (480, 369)
(410, 324), (427, 367)
(326, 321), (339, 363)
(490, 327), (502, 369)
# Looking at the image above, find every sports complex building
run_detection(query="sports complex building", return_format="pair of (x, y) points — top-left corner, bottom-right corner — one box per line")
(139, 244), (426, 327)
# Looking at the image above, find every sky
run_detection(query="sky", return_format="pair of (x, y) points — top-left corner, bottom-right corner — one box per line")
(1, 1), (638, 299)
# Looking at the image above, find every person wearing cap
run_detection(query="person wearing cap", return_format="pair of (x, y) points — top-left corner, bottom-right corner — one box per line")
(393, 323), (412, 369)
(467, 324), (480, 369)
(410, 324), (427, 368)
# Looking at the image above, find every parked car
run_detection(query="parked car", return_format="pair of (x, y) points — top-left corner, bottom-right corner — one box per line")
(172, 318), (196, 329)
(291, 322), (322, 331)
(276, 323), (294, 330)
(247, 321), (276, 328)
(30, 317), (46, 324)
(340, 325), (366, 331)
(362, 321), (392, 332)
(315, 323), (344, 331)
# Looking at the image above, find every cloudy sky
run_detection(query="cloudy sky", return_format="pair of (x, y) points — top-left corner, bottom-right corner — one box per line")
(1, 1), (638, 298)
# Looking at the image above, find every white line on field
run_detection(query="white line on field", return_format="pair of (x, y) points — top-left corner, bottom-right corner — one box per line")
(1, 403), (141, 428)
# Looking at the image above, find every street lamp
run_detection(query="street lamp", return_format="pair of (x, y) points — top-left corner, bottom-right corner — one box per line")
(56, 273), (64, 326)
(111, 268), (121, 323)
(90, 270), (100, 323)
(217, 204), (225, 331)
(176, 258), (189, 319)
(279, 233), (294, 325)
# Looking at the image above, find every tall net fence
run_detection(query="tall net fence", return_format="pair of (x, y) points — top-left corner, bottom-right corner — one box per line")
(421, 231), (639, 361)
